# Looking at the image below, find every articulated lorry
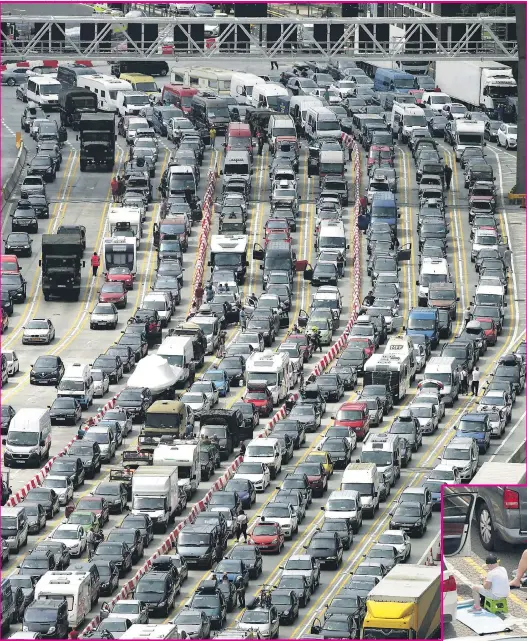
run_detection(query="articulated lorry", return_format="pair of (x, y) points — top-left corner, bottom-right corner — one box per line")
(131, 465), (179, 533)
(78, 112), (115, 172)
(435, 61), (517, 116)
(40, 234), (84, 301)
(363, 564), (441, 639)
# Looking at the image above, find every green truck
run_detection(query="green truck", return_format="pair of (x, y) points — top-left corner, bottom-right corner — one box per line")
(78, 112), (115, 171)
(40, 234), (84, 301)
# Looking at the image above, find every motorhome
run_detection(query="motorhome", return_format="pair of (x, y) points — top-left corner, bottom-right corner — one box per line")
(384, 335), (417, 381)
(157, 335), (195, 388)
(210, 235), (249, 284)
(76, 73), (133, 112)
(108, 206), (143, 248)
(361, 433), (402, 487)
(340, 462), (381, 515)
(34, 571), (92, 628)
(170, 66), (233, 95)
(103, 236), (137, 274)
(56, 363), (94, 409)
(451, 120), (485, 160)
(363, 352), (411, 401)
(391, 104), (427, 143)
(246, 350), (292, 405)
(153, 439), (201, 497)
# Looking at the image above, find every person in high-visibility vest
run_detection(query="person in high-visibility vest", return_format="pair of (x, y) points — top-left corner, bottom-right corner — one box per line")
(90, 252), (100, 277)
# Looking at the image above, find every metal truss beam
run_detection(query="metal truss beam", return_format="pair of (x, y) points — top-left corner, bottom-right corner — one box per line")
(1, 15), (517, 62)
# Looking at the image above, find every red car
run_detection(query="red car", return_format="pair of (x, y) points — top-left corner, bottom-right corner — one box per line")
(408, 88), (424, 104)
(474, 316), (498, 346)
(333, 401), (370, 440)
(296, 462), (328, 497)
(105, 266), (134, 290)
(287, 333), (313, 363)
(99, 281), (128, 308)
(264, 229), (291, 247)
(74, 495), (109, 525)
(244, 382), (274, 417)
(368, 146), (394, 168)
(264, 219), (289, 234)
(1, 254), (20, 274)
(249, 520), (284, 553)
(348, 336), (375, 358)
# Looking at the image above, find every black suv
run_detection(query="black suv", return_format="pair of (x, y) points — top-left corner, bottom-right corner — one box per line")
(23, 598), (69, 639)
(11, 201), (38, 233)
(135, 570), (178, 616)
(176, 524), (224, 569)
(27, 154), (56, 182)
(115, 386), (153, 422)
(30, 355), (65, 386)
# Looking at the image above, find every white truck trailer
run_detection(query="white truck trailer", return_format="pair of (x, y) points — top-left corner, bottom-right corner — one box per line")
(435, 61), (517, 113)
(131, 465), (179, 532)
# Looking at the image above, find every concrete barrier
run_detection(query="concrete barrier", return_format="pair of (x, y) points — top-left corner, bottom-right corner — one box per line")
(2, 142), (26, 210)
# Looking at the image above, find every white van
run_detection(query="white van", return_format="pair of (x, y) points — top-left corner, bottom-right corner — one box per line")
(34, 571), (92, 628)
(267, 114), (296, 151)
(417, 258), (450, 306)
(421, 91), (452, 115)
(143, 292), (172, 327)
(251, 82), (289, 110)
(2, 506), (29, 551)
(340, 462), (381, 515)
(230, 72), (266, 105)
(244, 438), (282, 478)
(391, 104), (427, 143)
(288, 95), (324, 132)
(424, 357), (460, 406)
(121, 624), (180, 639)
(26, 76), (63, 110)
(116, 90), (150, 116)
(305, 106), (341, 140)
(317, 220), (347, 258)
(76, 73), (133, 112)
(3, 408), (51, 468)
(157, 336), (195, 388)
(56, 364), (94, 409)
(361, 433), (401, 487)
(324, 490), (362, 531)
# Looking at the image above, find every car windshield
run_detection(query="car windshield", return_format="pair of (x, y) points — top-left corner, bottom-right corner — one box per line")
(396, 505), (421, 516)
(410, 406), (432, 418)
(361, 451), (392, 466)
(238, 463), (263, 474)
(443, 447), (469, 461)
(52, 529), (79, 540)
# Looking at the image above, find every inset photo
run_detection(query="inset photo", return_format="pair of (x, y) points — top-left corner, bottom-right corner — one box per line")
(442, 483), (527, 640)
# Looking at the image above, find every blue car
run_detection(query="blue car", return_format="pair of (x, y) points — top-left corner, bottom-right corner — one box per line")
(214, 559), (250, 587)
(203, 368), (230, 397)
(453, 413), (492, 453)
(225, 478), (256, 509)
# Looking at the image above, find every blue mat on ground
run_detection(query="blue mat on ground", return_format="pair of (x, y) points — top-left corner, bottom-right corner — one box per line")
(456, 603), (512, 635)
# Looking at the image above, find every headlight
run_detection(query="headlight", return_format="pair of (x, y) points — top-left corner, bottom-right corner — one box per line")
(48, 627), (56, 634)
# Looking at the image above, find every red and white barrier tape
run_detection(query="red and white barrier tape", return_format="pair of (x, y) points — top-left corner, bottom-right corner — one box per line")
(0, 59), (93, 72)
(191, 168), (217, 308)
(82, 455), (244, 636)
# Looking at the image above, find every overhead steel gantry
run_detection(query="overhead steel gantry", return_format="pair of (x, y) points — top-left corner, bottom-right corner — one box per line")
(0, 15), (518, 62)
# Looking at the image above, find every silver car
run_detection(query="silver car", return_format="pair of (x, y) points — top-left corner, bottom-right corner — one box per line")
(92, 369), (110, 398)
(2, 68), (34, 86)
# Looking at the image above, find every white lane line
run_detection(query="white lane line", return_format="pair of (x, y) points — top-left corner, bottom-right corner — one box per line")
(2, 118), (16, 136)
(489, 410), (527, 461)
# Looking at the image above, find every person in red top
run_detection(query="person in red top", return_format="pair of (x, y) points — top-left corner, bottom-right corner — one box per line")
(91, 252), (100, 277)
(195, 282), (204, 307)
(69, 629), (79, 639)
(359, 196), (367, 216)
(111, 177), (119, 203)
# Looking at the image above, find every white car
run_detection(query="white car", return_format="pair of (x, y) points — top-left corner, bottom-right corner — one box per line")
(330, 80), (356, 98)
(234, 461), (271, 492)
(497, 123), (517, 149)
(22, 318), (55, 344)
(106, 600), (149, 624)
(377, 529), (411, 563)
(3, 350), (20, 376)
(479, 391), (512, 422)
(167, 116), (196, 142)
(42, 475), (74, 506)
(92, 368), (110, 397)
(408, 402), (439, 434)
(49, 524), (87, 557)
(190, 380), (219, 406)
(261, 503), (298, 539)
(413, 343), (426, 372)
(180, 391), (212, 416)
(239, 607), (280, 640)
(415, 391), (445, 420)
(90, 303), (118, 329)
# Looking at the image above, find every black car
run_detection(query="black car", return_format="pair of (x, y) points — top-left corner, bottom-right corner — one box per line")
(115, 386), (152, 422)
(305, 532), (344, 569)
(117, 331), (149, 360)
(92, 354), (123, 384)
(36, 142), (62, 170)
(484, 119), (502, 142)
(22, 502), (47, 534)
(4, 232), (33, 257)
(316, 373), (345, 402)
(11, 202), (38, 233)
(226, 543), (263, 579)
(364, 544), (398, 571)
(8, 574), (36, 621)
(121, 513), (154, 547)
(94, 541), (133, 577)
(93, 560), (120, 596)
(361, 384), (394, 413)
(50, 457), (85, 489)
(106, 345), (135, 373)
(282, 473), (313, 505)
(318, 517), (354, 550)
(49, 397), (82, 425)
(390, 501), (427, 537)
(189, 581), (227, 629)
(24, 488), (60, 518)
(129, 308), (163, 345)
(271, 589), (300, 624)
(27, 154), (56, 182)
(338, 348), (367, 373)
(276, 574), (311, 608)
(220, 355), (246, 386)
(23, 598), (69, 639)
(2, 273), (27, 302)
(232, 401), (259, 430)
(329, 364), (358, 390)
(34, 542), (70, 571)
(107, 527), (144, 563)
(29, 355), (65, 387)
(272, 419), (305, 450)
(19, 551), (56, 580)
(66, 440), (102, 478)
(93, 482), (128, 514)
(1, 289), (14, 315)
(21, 106), (47, 132)
(428, 116), (448, 137)
(225, 478), (256, 510)
(311, 612), (360, 639)
(149, 555), (184, 586)
(1, 404), (16, 435)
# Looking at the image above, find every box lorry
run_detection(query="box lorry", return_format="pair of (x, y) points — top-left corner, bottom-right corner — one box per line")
(131, 466), (179, 533)
(434, 61), (517, 115)
(363, 564), (441, 639)
(40, 234), (85, 301)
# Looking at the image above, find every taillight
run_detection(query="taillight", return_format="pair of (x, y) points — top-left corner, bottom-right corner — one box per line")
(443, 574), (457, 592)
(160, 233), (165, 239)
(504, 488), (519, 509)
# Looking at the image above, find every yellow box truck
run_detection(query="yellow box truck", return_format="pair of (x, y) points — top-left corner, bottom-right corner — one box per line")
(363, 564), (440, 639)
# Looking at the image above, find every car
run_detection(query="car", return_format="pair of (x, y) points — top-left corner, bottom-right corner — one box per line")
(94, 541), (133, 577)
(317, 437), (352, 469)
(1, 404), (16, 434)
(276, 574), (311, 608)
(22, 501), (48, 534)
(105, 599), (149, 624)
(226, 543), (263, 579)
(92, 354), (124, 384)
(27, 154), (56, 182)
(92, 369), (110, 397)
(24, 488), (60, 518)
(305, 531), (344, 570)
(243, 382), (274, 417)
(93, 482), (128, 514)
(121, 514), (155, 548)
(74, 495), (110, 525)
(90, 303), (119, 329)
(22, 318), (55, 345)
(249, 520), (285, 553)
(203, 368), (230, 397)
(30, 355), (65, 386)
(296, 462), (328, 497)
(239, 606), (280, 639)
(107, 528), (144, 563)
(377, 529), (412, 562)
(95, 618), (133, 637)
(4, 232), (33, 257)
(281, 553), (321, 592)
(105, 266), (134, 290)
(19, 551), (56, 580)
(66, 510), (100, 533)
(234, 461), (271, 492)
(188, 581), (227, 629)
(497, 122), (517, 149)
(49, 397), (82, 425)
(171, 609), (211, 639)
(389, 501), (428, 537)
(270, 589), (299, 624)
(48, 524), (87, 557)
